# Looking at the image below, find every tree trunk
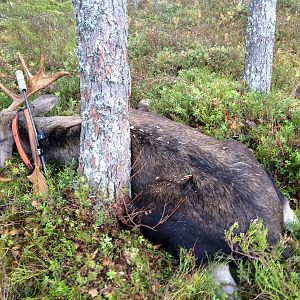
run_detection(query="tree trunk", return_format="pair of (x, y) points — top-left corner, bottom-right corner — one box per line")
(152, 0), (158, 10)
(71, 0), (131, 201)
(244, 0), (277, 93)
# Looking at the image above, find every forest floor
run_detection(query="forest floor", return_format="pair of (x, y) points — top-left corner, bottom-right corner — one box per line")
(0, 0), (299, 299)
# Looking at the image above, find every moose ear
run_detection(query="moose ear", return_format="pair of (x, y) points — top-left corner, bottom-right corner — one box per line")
(137, 99), (150, 112)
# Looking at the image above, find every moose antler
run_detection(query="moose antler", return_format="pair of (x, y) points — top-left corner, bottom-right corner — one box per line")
(0, 53), (69, 173)
(0, 52), (69, 111)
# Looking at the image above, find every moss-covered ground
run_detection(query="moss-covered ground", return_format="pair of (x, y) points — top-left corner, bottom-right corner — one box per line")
(0, 1), (299, 298)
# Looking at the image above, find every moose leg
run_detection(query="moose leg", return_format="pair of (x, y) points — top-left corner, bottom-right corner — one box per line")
(266, 172), (299, 231)
(282, 197), (299, 231)
(210, 263), (238, 299)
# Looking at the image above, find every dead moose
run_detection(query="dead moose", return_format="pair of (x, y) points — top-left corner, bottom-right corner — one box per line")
(0, 55), (298, 297)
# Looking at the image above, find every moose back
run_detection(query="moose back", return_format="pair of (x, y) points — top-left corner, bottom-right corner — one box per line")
(130, 109), (293, 262)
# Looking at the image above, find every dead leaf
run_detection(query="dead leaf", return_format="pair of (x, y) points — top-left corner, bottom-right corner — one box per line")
(10, 229), (17, 236)
(12, 260), (18, 268)
(151, 283), (161, 293)
(92, 236), (100, 242)
(224, 109), (232, 123)
(91, 249), (99, 259)
(230, 120), (238, 129)
(88, 288), (98, 298)
(102, 258), (111, 267)
(74, 242), (80, 249)
(225, 110), (240, 130)
(31, 200), (40, 208)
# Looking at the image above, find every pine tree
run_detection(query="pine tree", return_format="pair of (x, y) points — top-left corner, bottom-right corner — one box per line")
(72, 0), (131, 201)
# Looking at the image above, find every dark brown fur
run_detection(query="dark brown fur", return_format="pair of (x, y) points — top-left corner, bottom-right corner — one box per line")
(17, 109), (285, 261)
(130, 109), (283, 261)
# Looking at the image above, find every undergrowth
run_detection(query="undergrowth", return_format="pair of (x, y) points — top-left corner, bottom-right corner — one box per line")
(225, 220), (300, 299)
(0, 162), (299, 299)
(0, 0), (300, 299)
(0, 163), (222, 299)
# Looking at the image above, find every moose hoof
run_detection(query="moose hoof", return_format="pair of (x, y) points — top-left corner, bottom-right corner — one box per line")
(210, 263), (239, 299)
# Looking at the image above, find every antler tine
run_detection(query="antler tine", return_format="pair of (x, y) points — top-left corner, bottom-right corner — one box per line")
(18, 52), (34, 80)
(0, 53), (70, 112)
(18, 52), (70, 98)
(0, 82), (21, 102)
(0, 82), (23, 110)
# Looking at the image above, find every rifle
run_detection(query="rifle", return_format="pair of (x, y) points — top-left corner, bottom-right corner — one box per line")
(0, 53), (68, 190)
(14, 70), (49, 194)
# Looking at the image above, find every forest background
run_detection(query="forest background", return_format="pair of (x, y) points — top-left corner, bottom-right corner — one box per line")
(0, 0), (299, 299)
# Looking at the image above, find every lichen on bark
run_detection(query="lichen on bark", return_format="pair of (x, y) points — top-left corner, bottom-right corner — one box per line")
(244, 0), (277, 93)
(72, 0), (131, 201)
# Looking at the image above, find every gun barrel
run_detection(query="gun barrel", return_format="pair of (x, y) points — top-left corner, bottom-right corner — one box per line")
(22, 90), (39, 138)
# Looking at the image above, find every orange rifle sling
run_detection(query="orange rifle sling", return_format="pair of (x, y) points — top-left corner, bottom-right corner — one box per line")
(12, 111), (34, 171)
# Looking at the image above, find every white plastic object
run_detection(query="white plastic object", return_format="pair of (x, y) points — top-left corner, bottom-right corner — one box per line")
(15, 70), (27, 92)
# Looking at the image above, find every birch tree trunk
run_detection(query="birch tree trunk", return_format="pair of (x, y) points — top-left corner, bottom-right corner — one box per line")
(244, 0), (277, 93)
(152, 0), (158, 10)
(71, 0), (131, 201)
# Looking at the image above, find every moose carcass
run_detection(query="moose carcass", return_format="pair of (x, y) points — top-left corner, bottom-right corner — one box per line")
(129, 108), (298, 296)
(0, 56), (298, 297)
(15, 108), (298, 296)
(130, 109), (291, 255)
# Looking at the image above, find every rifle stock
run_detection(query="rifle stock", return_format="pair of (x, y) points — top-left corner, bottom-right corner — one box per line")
(23, 108), (48, 194)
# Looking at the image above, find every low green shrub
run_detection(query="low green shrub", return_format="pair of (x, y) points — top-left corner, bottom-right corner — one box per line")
(277, 0), (298, 8)
(153, 46), (244, 79)
(164, 249), (228, 300)
(0, 92), (11, 111)
(0, 163), (178, 299)
(0, 0), (76, 74)
(226, 220), (300, 299)
(146, 67), (300, 197)
(53, 76), (80, 115)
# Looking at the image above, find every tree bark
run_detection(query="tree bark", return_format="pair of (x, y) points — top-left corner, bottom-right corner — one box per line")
(244, 0), (277, 93)
(152, 0), (158, 10)
(71, 0), (131, 201)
